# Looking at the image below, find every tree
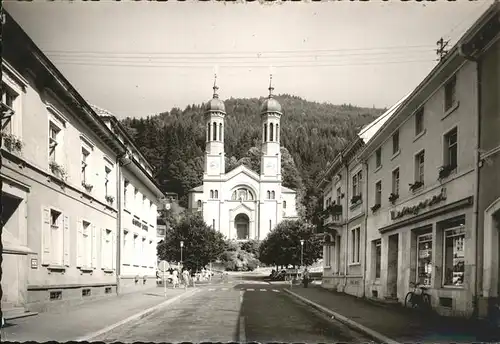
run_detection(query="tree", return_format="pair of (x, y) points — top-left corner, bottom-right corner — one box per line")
(157, 213), (226, 271)
(258, 219), (322, 268)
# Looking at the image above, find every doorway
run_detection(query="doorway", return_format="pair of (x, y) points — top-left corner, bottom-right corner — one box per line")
(235, 213), (250, 240)
(387, 234), (399, 299)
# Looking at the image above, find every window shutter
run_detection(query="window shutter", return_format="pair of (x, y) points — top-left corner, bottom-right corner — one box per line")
(42, 207), (51, 265)
(100, 228), (106, 269)
(112, 230), (116, 270)
(91, 225), (97, 268)
(63, 215), (70, 266)
(76, 220), (83, 267)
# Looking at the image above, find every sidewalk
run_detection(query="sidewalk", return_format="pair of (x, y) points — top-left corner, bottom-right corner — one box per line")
(286, 285), (500, 343)
(1, 286), (192, 342)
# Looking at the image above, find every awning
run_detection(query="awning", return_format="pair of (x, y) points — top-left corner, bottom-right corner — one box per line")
(2, 229), (36, 255)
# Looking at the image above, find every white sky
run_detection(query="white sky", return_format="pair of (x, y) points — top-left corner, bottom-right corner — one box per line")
(4, 0), (494, 119)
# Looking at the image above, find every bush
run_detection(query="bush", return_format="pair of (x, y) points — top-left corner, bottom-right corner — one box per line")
(220, 247), (261, 271)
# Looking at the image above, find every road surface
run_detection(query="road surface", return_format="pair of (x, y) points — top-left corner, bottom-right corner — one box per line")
(93, 280), (371, 343)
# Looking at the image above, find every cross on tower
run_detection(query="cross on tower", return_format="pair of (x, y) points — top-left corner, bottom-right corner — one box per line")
(268, 74), (274, 98)
(213, 74), (219, 98)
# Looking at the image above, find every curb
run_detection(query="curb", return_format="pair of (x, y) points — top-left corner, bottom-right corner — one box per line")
(76, 288), (201, 342)
(284, 289), (402, 344)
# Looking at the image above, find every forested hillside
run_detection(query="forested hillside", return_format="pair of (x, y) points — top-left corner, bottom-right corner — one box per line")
(121, 94), (385, 227)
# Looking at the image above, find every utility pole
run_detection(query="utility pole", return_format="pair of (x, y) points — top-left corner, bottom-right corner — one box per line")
(436, 37), (450, 61)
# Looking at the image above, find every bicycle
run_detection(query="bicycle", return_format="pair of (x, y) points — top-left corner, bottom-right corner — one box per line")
(404, 282), (432, 311)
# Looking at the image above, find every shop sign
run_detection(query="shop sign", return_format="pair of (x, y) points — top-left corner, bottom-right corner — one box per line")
(132, 219), (142, 228)
(390, 188), (447, 221)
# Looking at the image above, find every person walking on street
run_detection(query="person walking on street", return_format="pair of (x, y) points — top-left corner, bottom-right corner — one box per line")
(303, 268), (310, 288)
(182, 268), (190, 289)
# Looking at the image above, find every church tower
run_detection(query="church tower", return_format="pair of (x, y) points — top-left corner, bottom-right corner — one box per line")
(204, 75), (226, 177)
(260, 75), (282, 180)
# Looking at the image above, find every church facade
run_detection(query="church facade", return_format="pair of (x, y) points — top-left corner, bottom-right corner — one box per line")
(188, 77), (298, 241)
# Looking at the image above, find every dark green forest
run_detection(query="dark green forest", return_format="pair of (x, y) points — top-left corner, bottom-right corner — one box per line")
(121, 94), (385, 228)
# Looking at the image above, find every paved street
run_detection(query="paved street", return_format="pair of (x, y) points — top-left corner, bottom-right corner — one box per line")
(93, 281), (371, 343)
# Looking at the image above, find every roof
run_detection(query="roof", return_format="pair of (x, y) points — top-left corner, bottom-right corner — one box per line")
(260, 97), (283, 115)
(281, 186), (296, 193)
(358, 93), (411, 144)
(205, 96), (226, 113)
(189, 185), (204, 192)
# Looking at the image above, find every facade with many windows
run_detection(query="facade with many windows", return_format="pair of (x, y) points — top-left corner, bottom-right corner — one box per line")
(317, 3), (498, 319)
(1, 11), (163, 313)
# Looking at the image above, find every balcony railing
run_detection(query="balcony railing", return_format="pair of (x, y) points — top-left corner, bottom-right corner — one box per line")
(324, 213), (342, 226)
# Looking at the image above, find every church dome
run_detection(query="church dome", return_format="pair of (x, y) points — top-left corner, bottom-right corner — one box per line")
(260, 97), (282, 114)
(205, 96), (226, 113)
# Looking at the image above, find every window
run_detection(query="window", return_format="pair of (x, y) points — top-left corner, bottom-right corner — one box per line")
(375, 181), (382, 205)
(392, 168), (400, 195)
(1, 82), (17, 135)
(123, 230), (129, 264)
(219, 123), (222, 141)
(352, 170), (363, 197)
(143, 195), (147, 215)
(267, 191), (270, 199)
(48, 209), (63, 266)
(444, 75), (457, 112)
(271, 191), (275, 199)
(210, 190), (214, 199)
(212, 219), (216, 230)
(336, 187), (341, 205)
(283, 200), (287, 209)
(213, 122), (217, 141)
(124, 180), (129, 209)
(264, 124), (267, 142)
(105, 166), (111, 196)
(197, 200), (202, 208)
(276, 124), (279, 141)
(231, 188), (254, 201)
(133, 234), (138, 265)
(269, 219), (272, 231)
(392, 130), (400, 155)
(326, 197), (331, 207)
(270, 123), (274, 142)
(101, 229), (112, 269)
(49, 122), (60, 162)
(215, 190), (218, 199)
(207, 123), (211, 141)
(374, 240), (381, 279)
(415, 108), (424, 135)
(351, 227), (360, 263)
(81, 147), (90, 183)
(415, 151), (425, 183)
(444, 127), (458, 169)
(443, 223), (465, 286)
(82, 221), (91, 267)
(417, 232), (432, 287)
(134, 188), (139, 210)
(375, 148), (382, 168)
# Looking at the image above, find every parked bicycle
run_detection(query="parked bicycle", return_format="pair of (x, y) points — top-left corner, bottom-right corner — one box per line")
(404, 282), (432, 311)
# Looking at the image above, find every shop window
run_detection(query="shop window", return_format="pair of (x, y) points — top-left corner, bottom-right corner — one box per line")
(417, 232), (432, 286)
(443, 222), (465, 287)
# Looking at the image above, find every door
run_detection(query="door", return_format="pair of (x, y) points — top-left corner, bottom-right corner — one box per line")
(387, 234), (399, 299)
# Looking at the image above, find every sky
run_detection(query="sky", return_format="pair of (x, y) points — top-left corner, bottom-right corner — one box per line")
(4, 0), (494, 119)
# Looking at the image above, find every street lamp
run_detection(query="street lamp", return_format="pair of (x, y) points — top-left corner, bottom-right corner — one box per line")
(300, 240), (305, 268)
(180, 240), (184, 268)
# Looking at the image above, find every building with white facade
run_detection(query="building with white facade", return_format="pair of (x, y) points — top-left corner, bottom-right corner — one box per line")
(93, 111), (164, 294)
(1, 11), (163, 315)
(188, 78), (298, 241)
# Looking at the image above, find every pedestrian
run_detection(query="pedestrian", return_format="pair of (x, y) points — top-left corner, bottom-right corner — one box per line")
(303, 268), (310, 288)
(182, 268), (190, 288)
(172, 269), (179, 288)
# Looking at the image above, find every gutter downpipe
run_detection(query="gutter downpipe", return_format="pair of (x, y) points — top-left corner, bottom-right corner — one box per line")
(343, 154), (349, 292)
(459, 45), (481, 319)
(363, 158), (369, 299)
(116, 153), (132, 295)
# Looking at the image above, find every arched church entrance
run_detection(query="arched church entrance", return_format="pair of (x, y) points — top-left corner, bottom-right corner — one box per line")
(235, 213), (250, 240)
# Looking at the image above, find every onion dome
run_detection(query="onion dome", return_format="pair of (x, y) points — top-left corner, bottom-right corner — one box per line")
(260, 74), (282, 115)
(205, 75), (226, 114)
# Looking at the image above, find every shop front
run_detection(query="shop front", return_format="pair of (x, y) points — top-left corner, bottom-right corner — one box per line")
(378, 188), (475, 318)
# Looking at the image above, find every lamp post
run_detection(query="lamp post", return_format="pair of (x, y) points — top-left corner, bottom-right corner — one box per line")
(180, 240), (184, 269)
(300, 239), (305, 269)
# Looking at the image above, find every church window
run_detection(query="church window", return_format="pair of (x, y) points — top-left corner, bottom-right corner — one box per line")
(271, 191), (275, 199)
(219, 123), (222, 141)
(231, 187), (254, 201)
(276, 124), (279, 141)
(215, 190), (218, 199)
(197, 200), (202, 208)
(210, 190), (214, 198)
(269, 219), (272, 231)
(264, 124), (267, 143)
(213, 219), (216, 230)
(270, 123), (274, 142)
(208, 123), (211, 141)
(267, 191), (270, 199)
(283, 200), (287, 209)
(213, 122), (217, 141)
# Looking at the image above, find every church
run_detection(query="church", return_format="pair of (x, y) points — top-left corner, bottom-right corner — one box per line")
(188, 76), (298, 241)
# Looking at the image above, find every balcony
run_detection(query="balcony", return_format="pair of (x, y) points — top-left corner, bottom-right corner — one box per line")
(321, 204), (343, 227)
